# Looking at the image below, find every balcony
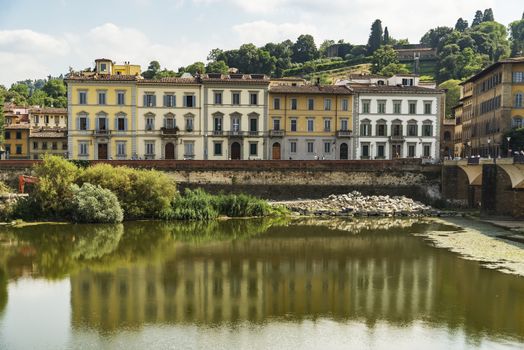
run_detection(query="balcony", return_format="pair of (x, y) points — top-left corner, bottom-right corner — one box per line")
(161, 127), (179, 136)
(212, 130), (225, 136)
(336, 130), (352, 138)
(226, 131), (246, 137)
(389, 134), (405, 142)
(269, 130), (285, 137)
(93, 129), (111, 137)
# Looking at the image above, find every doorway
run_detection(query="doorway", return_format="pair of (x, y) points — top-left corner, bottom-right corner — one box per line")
(391, 144), (402, 159)
(340, 143), (348, 160)
(165, 142), (175, 160)
(272, 142), (281, 160)
(231, 142), (241, 160)
(98, 143), (108, 160)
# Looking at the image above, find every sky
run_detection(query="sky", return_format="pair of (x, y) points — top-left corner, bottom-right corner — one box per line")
(0, 0), (522, 86)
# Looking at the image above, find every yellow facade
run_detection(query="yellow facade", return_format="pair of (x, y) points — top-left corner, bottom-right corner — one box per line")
(511, 62), (524, 120)
(3, 125), (30, 159)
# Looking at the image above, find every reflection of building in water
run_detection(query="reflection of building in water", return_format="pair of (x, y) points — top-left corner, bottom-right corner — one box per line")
(70, 233), (436, 330)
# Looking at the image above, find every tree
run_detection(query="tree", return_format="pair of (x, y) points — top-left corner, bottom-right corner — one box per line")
(70, 183), (124, 223)
(502, 128), (524, 155)
(472, 10), (484, 27)
(483, 8), (494, 22)
(292, 35), (319, 63)
(472, 21), (510, 61)
(510, 17), (524, 57)
(206, 60), (229, 74)
(438, 80), (461, 117)
(207, 48), (225, 62)
(319, 39), (336, 58)
(263, 41), (293, 77)
(380, 63), (410, 76)
(9, 83), (30, 99)
(367, 19), (383, 55)
(420, 27), (453, 49)
(28, 89), (52, 107)
(0, 93), (4, 149)
(42, 79), (66, 99)
(141, 61), (161, 79)
(383, 27), (390, 45)
(371, 45), (399, 74)
(455, 18), (469, 32)
(184, 62), (206, 75)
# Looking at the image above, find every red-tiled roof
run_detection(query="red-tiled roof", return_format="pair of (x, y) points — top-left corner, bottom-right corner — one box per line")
(350, 85), (444, 94)
(65, 74), (141, 82)
(270, 85), (353, 95)
(138, 77), (199, 85)
(29, 107), (67, 114)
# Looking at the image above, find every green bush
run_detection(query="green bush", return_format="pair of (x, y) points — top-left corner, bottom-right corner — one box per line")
(33, 155), (80, 218)
(70, 183), (123, 223)
(171, 189), (218, 220)
(0, 181), (12, 194)
(80, 164), (176, 219)
(213, 193), (273, 217)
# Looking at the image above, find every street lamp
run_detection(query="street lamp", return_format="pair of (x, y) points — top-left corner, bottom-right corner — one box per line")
(506, 136), (511, 158)
(487, 138), (491, 159)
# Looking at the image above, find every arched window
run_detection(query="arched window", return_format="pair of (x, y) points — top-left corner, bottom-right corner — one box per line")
(376, 119), (387, 136)
(360, 119), (371, 136)
(422, 120), (433, 137)
(115, 112), (127, 132)
(145, 112), (155, 131)
(163, 113), (176, 129)
(512, 117), (523, 129)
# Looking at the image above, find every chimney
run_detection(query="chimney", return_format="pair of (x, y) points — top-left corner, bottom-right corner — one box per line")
(315, 77), (320, 86)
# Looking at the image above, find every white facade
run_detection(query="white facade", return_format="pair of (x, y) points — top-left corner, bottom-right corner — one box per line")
(353, 87), (443, 161)
(202, 75), (269, 160)
(136, 79), (202, 160)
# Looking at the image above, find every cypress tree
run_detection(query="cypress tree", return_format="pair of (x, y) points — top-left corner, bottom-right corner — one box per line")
(454, 17), (469, 32)
(0, 94), (4, 157)
(367, 19), (383, 55)
(472, 10), (483, 27)
(383, 27), (390, 45)
(483, 8), (494, 22)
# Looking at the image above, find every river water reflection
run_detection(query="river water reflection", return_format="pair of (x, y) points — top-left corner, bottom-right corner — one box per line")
(0, 218), (523, 349)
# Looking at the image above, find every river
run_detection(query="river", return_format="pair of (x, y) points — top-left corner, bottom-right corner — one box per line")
(0, 218), (522, 349)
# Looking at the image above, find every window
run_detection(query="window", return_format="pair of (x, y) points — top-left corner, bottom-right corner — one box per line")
(214, 91), (223, 105)
(250, 93), (258, 105)
(393, 101), (401, 114)
(513, 72), (524, 83)
(324, 119), (331, 132)
(4, 131), (9, 140)
(290, 141), (297, 153)
(324, 98), (332, 111)
(424, 102), (432, 115)
(307, 119), (314, 132)
(423, 144), (431, 157)
(214, 142), (223, 156)
(44, 115), (49, 124)
(274, 98), (281, 110)
(402, 78), (414, 86)
(232, 92), (240, 105)
(97, 116), (107, 131)
(422, 122), (433, 136)
(307, 142), (314, 153)
(62, 142), (67, 150)
(512, 117), (523, 128)
(232, 116), (240, 132)
(361, 144), (369, 158)
(341, 119), (348, 131)
(184, 142), (194, 157)
(290, 118), (297, 132)
(184, 95), (195, 107)
(16, 131), (21, 139)
(360, 121), (371, 136)
(408, 123), (418, 136)
(98, 91), (106, 105)
(32, 142), (38, 149)
(116, 142), (126, 157)
(273, 119), (281, 130)
(249, 143), (257, 156)
(362, 100), (370, 114)
(185, 117), (194, 131)
(377, 122), (387, 136)
(14, 145), (21, 155)
(117, 92), (125, 105)
(116, 116), (126, 131)
(144, 93), (156, 107)
(100, 63), (107, 71)
(4, 145), (9, 154)
(324, 142), (331, 154)
(164, 116), (176, 129)
(42, 142), (48, 150)
(54, 116), (60, 126)
(291, 98), (297, 110)
(33, 115), (40, 125)
(79, 91), (87, 105)
(214, 116), (223, 131)
(377, 144), (385, 158)
(308, 99), (314, 110)
(392, 123), (402, 137)
(145, 115), (155, 131)
(145, 142), (155, 156)
(164, 94), (176, 107)
(342, 99), (349, 111)
(52, 142), (57, 150)
(78, 115), (88, 131)
(408, 144), (416, 158)
(249, 117), (258, 132)
(409, 101), (417, 114)
(516, 93), (523, 108)
(377, 100), (386, 114)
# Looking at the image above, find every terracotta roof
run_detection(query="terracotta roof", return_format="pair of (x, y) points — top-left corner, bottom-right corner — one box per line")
(65, 74), (141, 82)
(347, 73), (387, 79)
(138, 77), (199, 85)
(29, 107), (67, 114)
(30, 130), (67, 138)
(200, 73), (270, 84)
(461, 57), (524, 84)
(350, 85), (445, 94)
(270, 85), (353, 95)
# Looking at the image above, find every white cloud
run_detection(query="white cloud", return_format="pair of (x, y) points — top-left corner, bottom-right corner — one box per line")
(0, 29), (69, 55)
(232, 20), (318, 45)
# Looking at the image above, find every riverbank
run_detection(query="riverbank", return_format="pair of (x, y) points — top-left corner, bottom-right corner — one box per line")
(272, 191), (459, 217)
(416, 217), (524, 277)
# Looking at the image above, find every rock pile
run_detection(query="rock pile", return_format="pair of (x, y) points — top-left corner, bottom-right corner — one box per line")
(275, 191), (458, 217)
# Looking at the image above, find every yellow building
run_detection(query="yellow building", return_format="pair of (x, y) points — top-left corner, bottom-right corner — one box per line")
(268, 85), (353, 160)
(66, 59), (140, 160)
(29, 107), (67, 129)
(3, 124), (30, 159)
(452, 103), (464, 158)
(29, 130), (68, 159)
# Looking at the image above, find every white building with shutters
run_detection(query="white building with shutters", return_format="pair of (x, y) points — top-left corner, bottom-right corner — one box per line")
(136, 78), (202, 159)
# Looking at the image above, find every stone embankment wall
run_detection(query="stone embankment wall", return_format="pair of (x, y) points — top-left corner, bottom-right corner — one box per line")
(0, 160), (442, 204)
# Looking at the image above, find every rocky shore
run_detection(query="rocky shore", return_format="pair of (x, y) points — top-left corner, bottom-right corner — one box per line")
(273, 191), (460, 217)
